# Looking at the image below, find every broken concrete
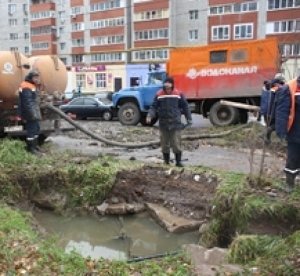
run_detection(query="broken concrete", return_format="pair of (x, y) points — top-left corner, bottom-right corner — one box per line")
(183, 244), (243, 276)
(146, 203), (203, 233)
(96, 202), (145, 215)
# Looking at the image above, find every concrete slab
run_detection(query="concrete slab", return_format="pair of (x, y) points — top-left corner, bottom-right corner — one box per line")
(146, 203), (203, 233)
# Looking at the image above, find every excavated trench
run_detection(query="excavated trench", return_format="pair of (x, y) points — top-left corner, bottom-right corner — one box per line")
(25, 166), (218, 260)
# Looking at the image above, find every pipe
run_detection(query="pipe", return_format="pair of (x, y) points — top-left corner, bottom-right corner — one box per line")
(46, 104), (252, 149)
(127, 251), (179, 263)
(220, 100), (260, 111)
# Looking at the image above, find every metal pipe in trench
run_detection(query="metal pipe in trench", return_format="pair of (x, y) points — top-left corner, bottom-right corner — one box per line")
(46, 104), (252, 149)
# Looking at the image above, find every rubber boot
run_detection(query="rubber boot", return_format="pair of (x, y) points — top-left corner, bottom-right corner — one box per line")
(175, 152), (183, 167)
(33, 137), (42, 152)
(26, 139), (39, 155)
(163, 153), (170, 165)
(285, 173), (296, 193)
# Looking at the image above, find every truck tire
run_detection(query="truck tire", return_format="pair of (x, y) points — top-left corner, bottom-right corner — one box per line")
(238, 110), (249, 124)
(140, 115), (158, 126)
(118, 102), (141, 126)
(209, 102), (239, 127)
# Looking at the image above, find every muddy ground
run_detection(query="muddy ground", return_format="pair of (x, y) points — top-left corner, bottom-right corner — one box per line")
(49, 115), (286, 176)
(106, 166), (218, 221)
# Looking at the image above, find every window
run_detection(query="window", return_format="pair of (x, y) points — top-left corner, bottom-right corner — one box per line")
(91, 17), (124, 29)
(210, 1), (257, 15)
(212, 25), (230, 41)
(96, 73), (106, 88)
(234, 23), (253, 39)
(60, 43), (66, 50)
(268, 0), (299, 9)
(267, 20), (300, 33)
(134, 28), (168, 41)
(10, 47), (18, 51)
(90, 0), (123, 12)
(210, 51), (227, 64)
(189, 29), (198, 41)
(71, 6), (83, 15)
(84, 98), (97, 105)
(132, 49), (169, 61)
(230, 49), (248, 63)
(92, 35), (124, 45)
(134, 9), (168, 21)
(32, 42), (49, 50)
(72, 23), (84, 31)
(31, 11), (55, 20)
(9, 33), (18, 40)
(24, 33), (29, 39)
(76, 74), (85, 88)
(8, 4), (16, 15)
(91, 52), (124, 62)
(72, 38), (84, 47)
(189, 10), (199, 20)
(280, 43), (300, 56)
(24, 46), (29, 54)
(234, 2), (257, 12)
(210, 5), (232, 15)
(72, 55), (84, 63)
(70, 98), (84, 105)
(23, 3), (28, 15)
(9, 19), (17, 26)
(31, 26), (51, 36)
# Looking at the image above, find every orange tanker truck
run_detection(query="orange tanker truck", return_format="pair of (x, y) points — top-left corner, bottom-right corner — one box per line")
(113, 38), (281, 126)
(0, 51), (69, 142)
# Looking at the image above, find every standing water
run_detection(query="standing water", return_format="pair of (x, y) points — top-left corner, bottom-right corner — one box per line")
(35, 211), (198, 260)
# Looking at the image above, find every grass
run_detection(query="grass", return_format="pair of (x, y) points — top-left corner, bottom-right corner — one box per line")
(200, 170), (300, 247)
(228, 232), (300, 275)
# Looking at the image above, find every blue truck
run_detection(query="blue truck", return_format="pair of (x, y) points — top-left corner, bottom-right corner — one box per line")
(112, 70), (166, 126)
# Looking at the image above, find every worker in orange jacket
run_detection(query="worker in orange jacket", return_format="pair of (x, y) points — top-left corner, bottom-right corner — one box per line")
(275, 75), (300, 192)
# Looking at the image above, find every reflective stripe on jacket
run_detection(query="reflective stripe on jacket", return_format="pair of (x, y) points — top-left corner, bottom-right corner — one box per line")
(148, 88), (192, 130)
(288, 78), (298, 131)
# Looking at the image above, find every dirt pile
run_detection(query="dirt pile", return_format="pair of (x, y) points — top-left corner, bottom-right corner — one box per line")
(106, 166), (219, 221)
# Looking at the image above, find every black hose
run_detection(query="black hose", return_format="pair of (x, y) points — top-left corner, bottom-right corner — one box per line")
(46, 104), (252, 149)
(127, 251), (179, 263)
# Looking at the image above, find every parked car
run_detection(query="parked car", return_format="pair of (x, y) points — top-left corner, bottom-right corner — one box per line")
(60, 97), (113, 121)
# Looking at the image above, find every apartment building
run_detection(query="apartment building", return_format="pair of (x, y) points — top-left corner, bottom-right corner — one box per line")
(0, 0), (30, 54)
(1, 0), (299, 92)
(208, 0), (300, 78)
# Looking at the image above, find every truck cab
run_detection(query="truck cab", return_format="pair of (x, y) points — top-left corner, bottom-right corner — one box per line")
(112, 70), (166, 126)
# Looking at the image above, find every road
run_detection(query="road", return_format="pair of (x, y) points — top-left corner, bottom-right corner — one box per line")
(48, 115), (284, 175)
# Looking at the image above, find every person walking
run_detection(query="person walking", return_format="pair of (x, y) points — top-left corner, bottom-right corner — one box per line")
(275, 75), (300, 192)
(18, 70), (42, 154)
(146, 77), (192, 167)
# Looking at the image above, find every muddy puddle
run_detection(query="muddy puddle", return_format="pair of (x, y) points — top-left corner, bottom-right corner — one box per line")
(34, 211), (198, 260)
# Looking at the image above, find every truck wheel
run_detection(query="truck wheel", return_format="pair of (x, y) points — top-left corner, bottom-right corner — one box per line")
(238, 110), (249, 124)
(209, 102), (239, 127)
(118, 103), (141, 125)
(140, 115), (158, 126)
